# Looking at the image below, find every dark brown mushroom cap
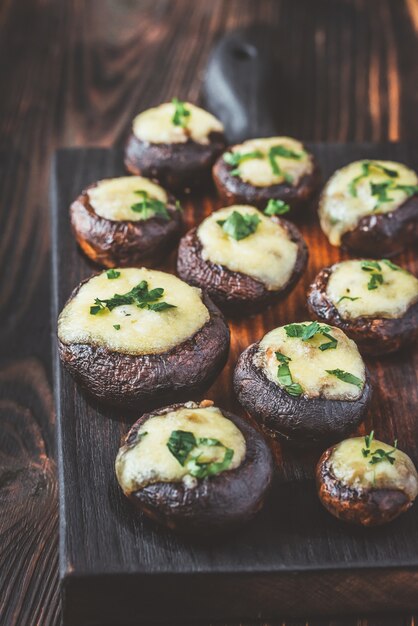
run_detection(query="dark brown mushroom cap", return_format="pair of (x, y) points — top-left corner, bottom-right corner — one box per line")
(307, 265), (418, 356)
(58, 289), (230, 411)
(339, 195), (418, 258)
(70, 183), (183, 268)
(316, 446), (414, 526)
(120, 401), (274, 534)
(233, 343), (372, 446)
(124, 131), (227, 192)
(176, 217), (308, 316)
(212, 147), (321, 218)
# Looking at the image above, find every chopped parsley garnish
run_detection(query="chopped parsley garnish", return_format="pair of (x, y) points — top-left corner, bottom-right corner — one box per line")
(275, 353), (302, 396)
(166, 430), (234, 478)
(361, 430), (397, 465)
(325, 369), (363, 389)
(394, 184), (418, 197)
(361, 260), (384, 290)
(106, 269), (121, 279)
(89, 280), (176, 315)
(348, 161), (399, 197)
(264, 198), (290, 216)
(370, 180), (394, 209)
(268, 145), (302, 182)
(284, 322), (338, 351)
(130, 190), (170, 220)
(217, 211), (260, 240)
(337, 295), (360, 303)
(223, 149), (263, 176)
(381, 258), (406, 272)
(171, 98), (190, 128)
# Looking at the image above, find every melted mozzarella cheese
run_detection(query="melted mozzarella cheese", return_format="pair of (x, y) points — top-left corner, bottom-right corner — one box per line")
(327, 260), (418, 319)
(197, 205), (298, 291)
(319, 160), (418, 246)
(58, 268), (209, 355)
(87, 176), (168, 222)
(330, 437), (418, 499)
(115, 404), (246, 493)
(230, 137), (313, 187)
(132, 102), (224, 145)
(257, 323), (365, 400)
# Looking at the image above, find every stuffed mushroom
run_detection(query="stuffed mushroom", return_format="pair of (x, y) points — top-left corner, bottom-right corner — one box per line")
(125, 99), (226, 191)
(57, 268), (230, 409)
(316, 433), (418, 526)
(213, 137), (321, 218)
(319, 159), (418, 257)
(115, 399), (274, 533)
(307, 259), (418, 356)
(177, 204), (308, 316)
(233, 322), (372, 446)
(70, 176), (183, 268)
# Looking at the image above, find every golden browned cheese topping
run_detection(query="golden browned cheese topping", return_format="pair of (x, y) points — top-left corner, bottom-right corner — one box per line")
(58, 268), (210, 355)
(257, 322), (366, 400)
(319, 160), (418, 246)
(87, 176), (168, 222)
(132, 102), (224, 145)
(330, 437), (418, 500)
(228, 137), (313, 187)
(197, 205), (298, 291)
(115, 403), (246, 493)
(326, 260), (418, 319)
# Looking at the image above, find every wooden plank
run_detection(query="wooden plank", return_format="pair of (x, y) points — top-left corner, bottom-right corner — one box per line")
(52, 143), (418, 626)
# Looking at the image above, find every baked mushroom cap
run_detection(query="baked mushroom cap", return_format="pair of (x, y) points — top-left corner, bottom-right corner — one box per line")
(70, 176), (183, 268)
(233, 322), (372, 446)
(124, 101), (226, 191)
(316, 435), (418, 526)
(57, 268), (230, 409)
(319, 159), (418, 257)
(115, 400), (274, 533)
(213, 137), (321, 217)
(307, 259), (418, 356)
(177, 205), (308, 316)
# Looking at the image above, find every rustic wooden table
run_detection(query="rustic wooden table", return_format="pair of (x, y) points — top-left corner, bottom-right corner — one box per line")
(1, 0), (418, 624)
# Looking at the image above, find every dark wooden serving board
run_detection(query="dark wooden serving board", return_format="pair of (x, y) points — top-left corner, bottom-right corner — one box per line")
(51, 144), (418, 626)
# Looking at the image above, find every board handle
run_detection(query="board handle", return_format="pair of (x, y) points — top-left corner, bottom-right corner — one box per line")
(202, 26), (280, 143)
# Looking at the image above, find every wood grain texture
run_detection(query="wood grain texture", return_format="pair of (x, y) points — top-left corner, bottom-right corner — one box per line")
(2, 0), (418, 624)
(52, 143), (418, 626)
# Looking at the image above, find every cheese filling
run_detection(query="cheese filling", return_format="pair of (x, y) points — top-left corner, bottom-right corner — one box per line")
(257, 323), (365, 400)
(132, 102), (224, 145)
(228, 137), (313, 187)
(115, 404), (246, 493)
(326, 260), (418, 320)
(330, 437), (418, 500)
(87, 176), (169, 222)
(58, 268), (210, 355)
(319, 160), (418, 246)
(197, 205), (299, 291)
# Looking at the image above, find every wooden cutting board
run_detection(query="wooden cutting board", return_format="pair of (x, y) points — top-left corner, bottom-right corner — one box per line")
(51, 143), (418, 626)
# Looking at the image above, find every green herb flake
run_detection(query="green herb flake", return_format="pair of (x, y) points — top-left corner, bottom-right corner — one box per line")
(264, 199), (290, 216)
(283, 322), (337, 351)
(268, 145), (299, 182)
(325, 369), (363, 389)
(394, 184), (418, 197)
(348, 161), (399, 197)
(370, 180), (394, 209)
(223, 150), (263, 167)
(171, 98), (190, 128)
(113, 324), (121, 330)
(131, 190), (170, 220)
(166, 430), (234, 479)
(275, 353), (303, 397)
(337, 295), (360, 303)
(89, 280), (176, 315)
(361, 260), (384, 290)
(217, 211), (260, 241)
(361, 430), (397, 465)
(167, 430), (197, 466)
(106, 269), (121, 279)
